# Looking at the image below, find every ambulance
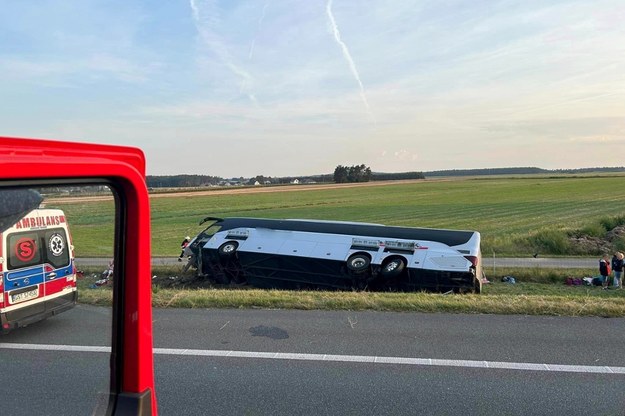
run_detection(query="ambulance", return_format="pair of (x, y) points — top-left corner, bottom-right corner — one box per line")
(0, 208), (77, 333)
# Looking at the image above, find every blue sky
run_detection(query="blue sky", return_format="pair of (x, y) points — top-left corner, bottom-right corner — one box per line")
(1, 0), (624, 177)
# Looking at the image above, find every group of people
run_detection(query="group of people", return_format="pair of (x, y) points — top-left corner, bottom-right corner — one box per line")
(600, 252), (625, 289)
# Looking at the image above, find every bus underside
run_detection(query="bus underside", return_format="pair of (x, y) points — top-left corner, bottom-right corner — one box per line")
(197, 246), (480, 293)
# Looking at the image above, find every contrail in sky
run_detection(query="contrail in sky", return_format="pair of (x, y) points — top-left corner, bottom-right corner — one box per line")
(189, 0), (257, 105)
(326, 0), (374, 123)
(249, 2), (269, 60)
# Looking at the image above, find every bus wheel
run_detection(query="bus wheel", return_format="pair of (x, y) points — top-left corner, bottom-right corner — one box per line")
(346, 253), (370, 273)
(380, 257), (406, 278)
(218, 241), (239, 257)
(473, 276), (482, 294)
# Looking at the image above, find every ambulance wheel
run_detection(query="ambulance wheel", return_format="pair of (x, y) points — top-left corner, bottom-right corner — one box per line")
(346, 253), (370, 273)
(218, 241), (239, 257)
(380, 257), (406, 278)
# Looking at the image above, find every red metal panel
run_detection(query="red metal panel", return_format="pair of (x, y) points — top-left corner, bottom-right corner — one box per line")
(0, 136), (156, 414)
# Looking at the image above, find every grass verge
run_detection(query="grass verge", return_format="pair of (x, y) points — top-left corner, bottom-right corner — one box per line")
(76, 266), (625, 317)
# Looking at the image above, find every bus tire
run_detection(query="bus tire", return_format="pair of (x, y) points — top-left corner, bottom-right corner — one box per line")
(473, 276), (482, 294)
(218, 241), (239, 257)
(346, 253), (370, 273)
(380, 257), (406, 278)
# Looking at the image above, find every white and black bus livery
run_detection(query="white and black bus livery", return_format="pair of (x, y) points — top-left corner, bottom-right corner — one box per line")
(186, 217), (482, 293)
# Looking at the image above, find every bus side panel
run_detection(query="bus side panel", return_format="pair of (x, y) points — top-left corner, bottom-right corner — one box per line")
(237, 250), (353, 290)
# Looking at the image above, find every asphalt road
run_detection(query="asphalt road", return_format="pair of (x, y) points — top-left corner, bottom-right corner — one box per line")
(76, 256), (599, 269)
(1, 306), (624, 415)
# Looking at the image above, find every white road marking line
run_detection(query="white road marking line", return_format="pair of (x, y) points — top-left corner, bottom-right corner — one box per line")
(0, 343), (110, 353)
(1, 342), (624, 374)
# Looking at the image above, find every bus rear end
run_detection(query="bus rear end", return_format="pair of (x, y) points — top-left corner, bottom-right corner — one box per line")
(0, 208), (77, 334)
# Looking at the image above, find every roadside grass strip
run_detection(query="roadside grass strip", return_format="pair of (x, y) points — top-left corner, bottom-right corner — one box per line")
(77, 280), (625, 317)
(76, 264), (625, 317)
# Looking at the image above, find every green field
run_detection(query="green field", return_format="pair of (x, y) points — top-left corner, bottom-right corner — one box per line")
(54, 174), (625, 258)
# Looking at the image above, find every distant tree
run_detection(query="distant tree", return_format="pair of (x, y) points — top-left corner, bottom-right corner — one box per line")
(335, 164), (372, 183)
(333, 165), (349, 183)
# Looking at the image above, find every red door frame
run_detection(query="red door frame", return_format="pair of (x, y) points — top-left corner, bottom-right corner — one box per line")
(0, 136), (156, 415)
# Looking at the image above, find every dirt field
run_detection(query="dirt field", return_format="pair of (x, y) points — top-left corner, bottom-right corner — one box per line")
(44, 179), (431, 204)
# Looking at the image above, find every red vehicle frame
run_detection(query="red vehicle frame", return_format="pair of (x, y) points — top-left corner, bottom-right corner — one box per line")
(0, 137), (156, 415)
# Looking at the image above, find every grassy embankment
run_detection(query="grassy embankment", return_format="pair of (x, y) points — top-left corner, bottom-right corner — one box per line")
(51, 174), (625, 316)
(76, 264), (625, 317)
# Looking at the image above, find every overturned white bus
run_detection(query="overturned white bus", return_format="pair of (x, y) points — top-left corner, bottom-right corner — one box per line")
(185, 217), (482, 294)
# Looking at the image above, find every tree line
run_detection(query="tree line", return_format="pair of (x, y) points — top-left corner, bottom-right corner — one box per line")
(145, 165), (624, 188)
(424, 167), (625, 177)
(146, 164), (625, 188)
(333, 164), (424, 183)
(333, 164), (371, 183)
(146, 168), (426, 188)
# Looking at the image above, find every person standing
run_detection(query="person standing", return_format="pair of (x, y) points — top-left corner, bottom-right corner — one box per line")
(178, 236), (191, 261)
(600, 254), (612, 289)
(612, 252), (624, 289)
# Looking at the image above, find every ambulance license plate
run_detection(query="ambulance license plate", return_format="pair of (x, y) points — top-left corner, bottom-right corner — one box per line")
(11, 288), (39, 304)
